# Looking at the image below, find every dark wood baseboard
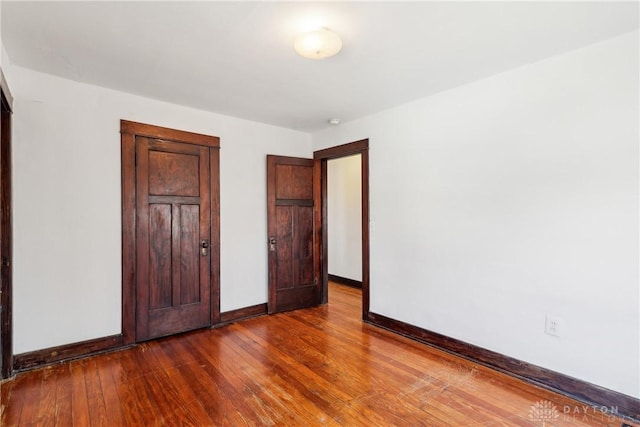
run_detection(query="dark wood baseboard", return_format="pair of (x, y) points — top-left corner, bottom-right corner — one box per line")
(328, 274), (362, 289)
(219, 303), (268, 326)
(365, 312), (640, 422)
(12, 301), (268, 372)
(14, 334), (126, 372)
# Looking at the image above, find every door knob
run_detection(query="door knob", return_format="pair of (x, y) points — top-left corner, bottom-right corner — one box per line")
(201, 240), (209, 257)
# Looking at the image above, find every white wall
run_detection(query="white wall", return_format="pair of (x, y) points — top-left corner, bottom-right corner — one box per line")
(1, 44), (10, 77)
(328, 155), (362, 281)
(313, 31), (639, 398)
(1, 36), (14, 90)
(8, 65), (311, 354)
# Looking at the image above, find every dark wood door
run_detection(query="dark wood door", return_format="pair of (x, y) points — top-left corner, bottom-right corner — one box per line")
(267, 155), (321, 313)
(136, 137), (212, 340)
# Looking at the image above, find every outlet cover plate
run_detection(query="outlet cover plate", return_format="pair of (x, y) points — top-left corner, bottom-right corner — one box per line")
(545, 315), (563, 337)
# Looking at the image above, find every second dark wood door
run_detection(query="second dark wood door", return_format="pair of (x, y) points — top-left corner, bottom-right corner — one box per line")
(136, 137), (212, 341)
(267, 155), (321, 313)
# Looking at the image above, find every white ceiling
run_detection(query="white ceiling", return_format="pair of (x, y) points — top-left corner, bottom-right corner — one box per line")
(2, 1), (638, 132)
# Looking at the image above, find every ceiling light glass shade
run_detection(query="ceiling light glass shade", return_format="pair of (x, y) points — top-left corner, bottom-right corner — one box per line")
(294, 28), (342, 59)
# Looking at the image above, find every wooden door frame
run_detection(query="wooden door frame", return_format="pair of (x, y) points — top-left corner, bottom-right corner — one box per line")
(1, 69), (13, 379)
(120, 120), (220, 345)
(313, 139), (370, 319)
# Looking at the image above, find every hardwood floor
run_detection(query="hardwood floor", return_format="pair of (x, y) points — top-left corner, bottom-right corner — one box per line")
(1, 283), (636, 426)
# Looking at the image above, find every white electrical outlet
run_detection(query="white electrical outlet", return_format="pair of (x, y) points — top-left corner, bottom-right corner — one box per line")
(545, 315), (563, 337)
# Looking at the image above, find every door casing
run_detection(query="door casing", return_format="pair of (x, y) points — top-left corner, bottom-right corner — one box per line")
(0, 69), (13, 379)
(314, 139), (370, 320)
(120, 120), (220, 344)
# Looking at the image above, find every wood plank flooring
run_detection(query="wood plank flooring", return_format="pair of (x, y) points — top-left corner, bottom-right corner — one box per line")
(1, 283), (636, 426)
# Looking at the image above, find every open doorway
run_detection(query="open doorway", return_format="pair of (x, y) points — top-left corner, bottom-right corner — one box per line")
(327, 155), (362, 292)
(314, 139), (370, 319)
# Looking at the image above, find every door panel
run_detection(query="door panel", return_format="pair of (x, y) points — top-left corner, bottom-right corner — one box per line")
(275, 206), (293, 289)
(297, 206), (315, 284)
(149, 204), (172, 310)
(136, 137), (211, 341)
(267, 155), (320, 313)
(275, 164), (313, 199)
(180, 204), (200, 305)
(149, 150), (200, 196)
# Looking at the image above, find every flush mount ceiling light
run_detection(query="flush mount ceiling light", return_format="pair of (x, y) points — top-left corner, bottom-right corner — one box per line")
(294, 28), (342, 60)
